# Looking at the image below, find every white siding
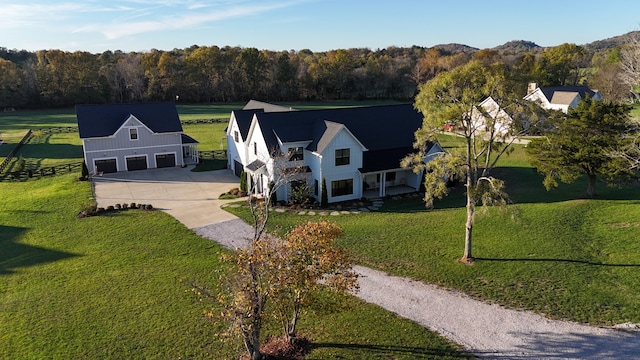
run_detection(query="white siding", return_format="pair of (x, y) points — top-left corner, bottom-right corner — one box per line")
(226, 114), (245, 174)
(319, 128), (365, 203)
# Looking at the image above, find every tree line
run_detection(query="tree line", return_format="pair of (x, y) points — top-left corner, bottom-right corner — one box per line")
(0, 40), (635, 109)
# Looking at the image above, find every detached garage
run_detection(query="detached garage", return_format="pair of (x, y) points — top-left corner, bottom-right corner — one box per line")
(76, 103), (199, 174)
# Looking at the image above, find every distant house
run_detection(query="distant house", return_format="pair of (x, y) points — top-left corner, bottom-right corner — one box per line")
(226, 101), (443, 204)
(470, 96), (514, 136)
(76, 102), (199, 174)
(524, 82), (602, 113)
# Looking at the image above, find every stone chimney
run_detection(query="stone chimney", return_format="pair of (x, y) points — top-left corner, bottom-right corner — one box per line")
(527, 82), (538, 94)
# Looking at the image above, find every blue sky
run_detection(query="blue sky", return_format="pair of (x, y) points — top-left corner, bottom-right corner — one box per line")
(1, 0), (639, 53)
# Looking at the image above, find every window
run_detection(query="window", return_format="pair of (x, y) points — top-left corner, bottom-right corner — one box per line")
(331, 179), (353, 197)
(234, 131), (239, 142)
(335, 148), (350, 166)
(254, 142), (257, 155)
(288, 147), (304, 161)
(129, 128), (138, 140)
(385, 172), (396, 182)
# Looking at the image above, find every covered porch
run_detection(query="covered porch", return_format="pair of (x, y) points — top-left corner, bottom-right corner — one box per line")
(182, 134), (199, 165)
(361, 168), (421, 199)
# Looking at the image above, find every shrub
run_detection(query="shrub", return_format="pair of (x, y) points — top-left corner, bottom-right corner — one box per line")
(107, 205), (115, 211)
(145, 204), (153, 210)
(81, 162), (89, 180)
(240, 171), (247, 192)
(122, 203), (129, 210)
(321, 178), (328, 208)
(97, 207), (105, 213)
(130, 202), (137, 209)
(115, 204), (121, 210)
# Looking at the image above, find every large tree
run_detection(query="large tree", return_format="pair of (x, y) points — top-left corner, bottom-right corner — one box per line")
(405, 60), (534, 263)
(526, 97), (636, 197)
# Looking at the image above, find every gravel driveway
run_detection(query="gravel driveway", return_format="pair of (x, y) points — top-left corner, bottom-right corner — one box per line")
(94, 171), (640, 359)
(195, 219), (640, 360)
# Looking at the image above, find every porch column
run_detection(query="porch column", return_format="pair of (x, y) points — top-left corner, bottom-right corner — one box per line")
(379, 172), (386, 198)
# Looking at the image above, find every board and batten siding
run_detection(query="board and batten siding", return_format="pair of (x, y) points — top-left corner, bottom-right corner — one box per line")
(82, 116), (183, 173)
(226, 113), (246, 175)
(319, 128), (365, 203)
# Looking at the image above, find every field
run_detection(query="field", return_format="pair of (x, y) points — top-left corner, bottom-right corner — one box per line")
(1, 103), (469, 359)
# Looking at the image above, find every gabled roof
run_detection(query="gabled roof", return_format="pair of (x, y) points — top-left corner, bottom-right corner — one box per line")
(76, 102), (182, 139)
(250, 104), (423, 153)
(537, 86), (599, 104)
(231, 109), (264, 141)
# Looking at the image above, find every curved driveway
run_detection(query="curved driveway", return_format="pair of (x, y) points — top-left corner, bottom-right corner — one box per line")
(93, 167), (640, 359)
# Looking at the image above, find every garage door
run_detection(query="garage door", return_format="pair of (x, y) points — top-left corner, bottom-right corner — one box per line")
(156, 153), (176, 168)
(95, 159), (117, 174)
(126, 156), (148, 171)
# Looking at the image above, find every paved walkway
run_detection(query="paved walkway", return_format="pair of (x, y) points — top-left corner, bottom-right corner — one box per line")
(93, 167), (640, 359)
(93, 167), (241, 228)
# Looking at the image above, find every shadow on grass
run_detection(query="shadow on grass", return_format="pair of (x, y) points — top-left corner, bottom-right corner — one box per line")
(475, 257), (640, 267)
(191, 158), (227, 172)
(310, 342), (471, 359)
(379, 167), (640, 214)
(0, 224), (80, 275)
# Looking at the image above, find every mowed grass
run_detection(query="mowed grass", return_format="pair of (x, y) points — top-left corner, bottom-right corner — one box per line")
(1, 173), (468, 359)
(226, 144), (640, 326)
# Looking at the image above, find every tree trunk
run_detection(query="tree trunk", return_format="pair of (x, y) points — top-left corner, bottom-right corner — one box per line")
(462, 189), (474, 264)
(586, 174), (597, 198)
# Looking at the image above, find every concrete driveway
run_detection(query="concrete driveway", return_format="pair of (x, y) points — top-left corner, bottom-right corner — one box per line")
(92, 166), (242, 229)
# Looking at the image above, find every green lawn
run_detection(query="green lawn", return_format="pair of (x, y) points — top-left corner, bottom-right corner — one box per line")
(226, 144), (640, 326)
(1, 175), (467, 359)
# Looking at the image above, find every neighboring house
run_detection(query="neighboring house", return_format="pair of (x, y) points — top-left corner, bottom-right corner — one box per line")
(470, 96), (513, 136)
(77, 102), (199, 174)
(226, 102), (443, 204)
(524, 82), (602, 113)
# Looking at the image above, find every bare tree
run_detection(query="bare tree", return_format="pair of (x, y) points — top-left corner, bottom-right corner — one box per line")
(619, 32), (640, 101)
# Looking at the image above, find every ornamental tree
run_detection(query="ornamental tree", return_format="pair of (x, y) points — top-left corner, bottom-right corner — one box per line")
(404, 60), (537, 263)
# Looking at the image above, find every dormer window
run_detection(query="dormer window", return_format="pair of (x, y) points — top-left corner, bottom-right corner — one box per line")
(129, 128), (138, 140)
(288, 147), (304, 161)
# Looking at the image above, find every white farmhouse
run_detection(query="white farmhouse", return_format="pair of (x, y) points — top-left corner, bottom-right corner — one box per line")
(226, 102), (443, 204)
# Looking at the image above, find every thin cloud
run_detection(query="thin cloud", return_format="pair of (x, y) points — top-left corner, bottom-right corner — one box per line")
(79, 1), (306, 40)
(0, 2), (130, 29)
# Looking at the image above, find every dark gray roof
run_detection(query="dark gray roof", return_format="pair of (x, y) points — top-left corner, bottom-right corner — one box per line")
(253, 104), (424, 153)
(76, 102), (182, 139)
(539, 86), (598, 103)
(181, 133), (199, 144)
(231, 109), (263, 142)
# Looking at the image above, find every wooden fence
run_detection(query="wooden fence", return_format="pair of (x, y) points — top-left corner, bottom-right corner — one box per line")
(39, 127), (78, 134)
(181, 118), (227, 125)
(198, 150), (228, 160)
(0, 129), (33, 174)
(1, 161), (83, 181)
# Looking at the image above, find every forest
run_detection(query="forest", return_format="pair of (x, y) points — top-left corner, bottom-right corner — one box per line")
(0, 33), (635, 109)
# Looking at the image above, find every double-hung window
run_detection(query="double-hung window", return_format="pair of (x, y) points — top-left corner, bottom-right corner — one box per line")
(129, 128), (138, 140)
(335, 148), (350, 166)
